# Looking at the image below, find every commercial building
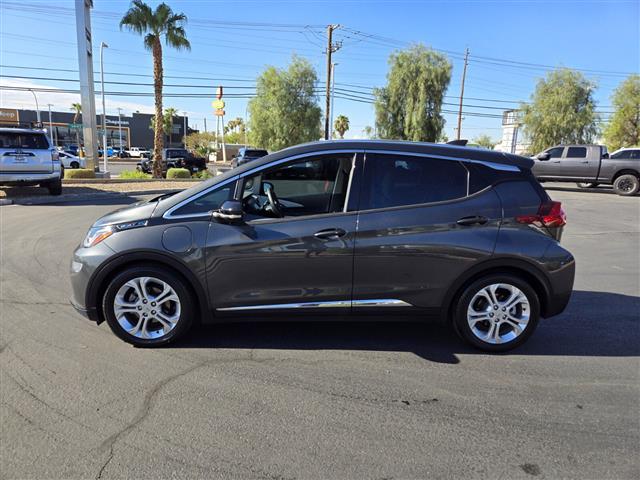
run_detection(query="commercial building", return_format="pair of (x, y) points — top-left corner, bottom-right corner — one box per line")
(0, 108), (189, 149)
(494, 109), (530, 155)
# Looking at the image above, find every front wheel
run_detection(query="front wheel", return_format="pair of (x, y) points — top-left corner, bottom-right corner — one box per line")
(576, 182), (598, 189)
(613, 174), (639, 196)
(453, 274), (540, 352)
(102, 266), (194, 347)
(70, 161), (80, 169)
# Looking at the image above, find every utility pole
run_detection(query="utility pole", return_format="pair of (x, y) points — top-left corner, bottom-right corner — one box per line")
(100, 41), (109, 173)
(324, 24), (341, 140)
(117, 107), (123, 151)
(456, 48), (469, 141)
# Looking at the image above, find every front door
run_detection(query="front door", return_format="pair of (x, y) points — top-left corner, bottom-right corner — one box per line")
(205, 152), (359, 315)
(532, 146), (565, 177)
(352, 152), (502, 314)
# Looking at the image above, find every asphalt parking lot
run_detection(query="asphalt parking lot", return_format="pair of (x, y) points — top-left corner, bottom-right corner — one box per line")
(0, 186), (638, 479)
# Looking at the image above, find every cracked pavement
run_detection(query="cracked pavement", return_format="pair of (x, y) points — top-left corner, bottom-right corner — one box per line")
(0, 188), (638, 479)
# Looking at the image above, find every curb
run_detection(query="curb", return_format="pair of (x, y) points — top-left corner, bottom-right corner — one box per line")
(0, 188), (182, 206)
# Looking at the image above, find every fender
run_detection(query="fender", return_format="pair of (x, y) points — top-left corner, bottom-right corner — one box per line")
(85, 249), (210, 324)
(440, 255), (554, 322)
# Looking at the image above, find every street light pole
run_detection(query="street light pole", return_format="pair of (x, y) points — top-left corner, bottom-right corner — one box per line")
(330, 62), (337, 140)
(117, 107), (123, 151)
(28, 89), (41, 124)
(47, 103), (54, 146)
(100, 41), (109, 173)
(183, 112), (187, 147)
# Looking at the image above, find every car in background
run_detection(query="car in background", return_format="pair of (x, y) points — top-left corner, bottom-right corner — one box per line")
(64, 144), (80, 156)
(136, 148), (207, 176)
(0, 127), (63, 195)
(231, 148), (269, 168)
(532, 144), (640, 196)
(127, 147), (150, 158)
(71, 140), (575, 352)
(58, 151), (85, 169)
(113, 147), (130, 158)
(609, 147), (639, 160)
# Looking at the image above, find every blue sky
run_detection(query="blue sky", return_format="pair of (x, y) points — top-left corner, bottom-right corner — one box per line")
(0, 0), (638, 141)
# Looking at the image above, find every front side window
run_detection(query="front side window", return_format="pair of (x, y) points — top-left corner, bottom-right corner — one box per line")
(566, 147), (587, 158)
(546, 147), (565, 158)
(241, 153), (354, 219)
(360, 153), (469, 210)
(171, 182), (234, 216)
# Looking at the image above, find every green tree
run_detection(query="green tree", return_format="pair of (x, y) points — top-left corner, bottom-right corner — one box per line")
(374, 44), (452, 142)
(363, 125), (376, 139)
(522, 69), (599, 154)
(148, 107), (177, 144)
(603, 75), (640, 150)
(120, 1), (190, 177)
(185, 131), (216, 157)
(224, 117), (247, 145)
(248, 56), (322, 151)
(334, 115), (350, 139)
(473, 134), (497, 149)
(70, 102), (82, 148)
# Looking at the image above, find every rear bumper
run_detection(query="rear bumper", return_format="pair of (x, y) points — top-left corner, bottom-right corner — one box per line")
(0, 171), (59, 185)
(542, 244), (576, 318)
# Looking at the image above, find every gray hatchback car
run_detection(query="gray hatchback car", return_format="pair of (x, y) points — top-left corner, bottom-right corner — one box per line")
(70, 140), (575, 351)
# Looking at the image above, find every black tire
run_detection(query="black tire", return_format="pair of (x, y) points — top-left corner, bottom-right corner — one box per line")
(613, 174), (639, 196)
(70, 161), (80, 169)
(47, 175), (63, 196)
(102, 266), (194, 347)
(576, 182), (598, 189)
(452, 274), (540, 352)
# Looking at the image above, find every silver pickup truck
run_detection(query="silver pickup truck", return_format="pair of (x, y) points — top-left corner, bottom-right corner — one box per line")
(0, 127), (63, 195)
(532, 144), (640, 196)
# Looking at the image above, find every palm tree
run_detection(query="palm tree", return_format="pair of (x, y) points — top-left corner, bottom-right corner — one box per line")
(120, 1), (190, 177)
(70, 102), (82, 149)
(164, 107), (178, 146)
(334, 115), (350, 139)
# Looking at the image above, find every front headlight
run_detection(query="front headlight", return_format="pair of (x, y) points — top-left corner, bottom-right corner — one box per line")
(83, 225), (114, 248)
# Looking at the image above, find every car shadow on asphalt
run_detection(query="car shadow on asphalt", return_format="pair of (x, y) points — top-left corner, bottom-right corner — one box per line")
(176, 290), (640, 364)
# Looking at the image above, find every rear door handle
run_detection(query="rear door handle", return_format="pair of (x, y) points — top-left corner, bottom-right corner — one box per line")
(314, 228), (346, 239)
(456, 216), (488, 226)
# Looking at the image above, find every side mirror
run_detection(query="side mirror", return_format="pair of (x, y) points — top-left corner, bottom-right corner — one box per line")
(536, 152), (550, 161)
(212, 200), (243, 223)
(602, 152), (609, 159)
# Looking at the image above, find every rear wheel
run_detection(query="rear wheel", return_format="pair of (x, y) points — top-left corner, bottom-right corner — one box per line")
(613, 174), (639, 196)
(576, 182), (598, 189)
(70, 161), (80, 169)
(102, 266), (194, 347)
(453, 274), (540, 352)
(46, 174), (63, 196)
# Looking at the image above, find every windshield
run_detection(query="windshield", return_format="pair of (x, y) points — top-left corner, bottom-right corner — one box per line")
(0, 132), (49, 149)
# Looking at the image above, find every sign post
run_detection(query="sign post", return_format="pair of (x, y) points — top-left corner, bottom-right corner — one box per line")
(212, 88), (227, 163)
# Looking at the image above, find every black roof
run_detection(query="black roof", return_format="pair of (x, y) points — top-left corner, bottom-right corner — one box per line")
(157, 140), (533, 215)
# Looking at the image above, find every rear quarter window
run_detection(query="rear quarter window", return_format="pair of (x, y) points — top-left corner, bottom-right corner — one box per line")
(0, 132), (49, 149)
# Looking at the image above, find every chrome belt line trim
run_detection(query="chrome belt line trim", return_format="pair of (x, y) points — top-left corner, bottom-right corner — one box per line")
(216, 298), (412, 311)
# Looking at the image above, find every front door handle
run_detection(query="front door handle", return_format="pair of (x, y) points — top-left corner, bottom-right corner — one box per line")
(314, 228), (346, 240)
(456, 216), (488, 226)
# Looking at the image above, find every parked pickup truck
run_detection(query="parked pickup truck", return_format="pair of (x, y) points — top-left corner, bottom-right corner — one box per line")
(126, 147), (150, 158)
(532, 144), (640, 196)
(0, 127), (63, 195)
(137, 148), (207, 176)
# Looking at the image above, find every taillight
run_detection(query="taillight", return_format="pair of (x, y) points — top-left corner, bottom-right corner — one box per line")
(516, 201), (566, 228)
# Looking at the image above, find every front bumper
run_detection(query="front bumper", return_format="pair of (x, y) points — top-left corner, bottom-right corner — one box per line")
(0, 171), (60, 185)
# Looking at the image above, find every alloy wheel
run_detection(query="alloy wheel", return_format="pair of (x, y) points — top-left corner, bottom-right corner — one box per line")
(467, 283), (531, 345)
(113, 276), (181, 339)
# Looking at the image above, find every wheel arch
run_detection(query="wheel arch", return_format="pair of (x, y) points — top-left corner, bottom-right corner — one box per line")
(612, 169), (640, 182)
(86, 251), (209, 325)
(442, 258), (553, 323)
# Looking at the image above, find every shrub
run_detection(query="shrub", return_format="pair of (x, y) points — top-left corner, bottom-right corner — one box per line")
(192, 169), (213, 180)
(64, 168), (95, 179)
(166, 167), (191, 179)
(119, 170), (151, 179)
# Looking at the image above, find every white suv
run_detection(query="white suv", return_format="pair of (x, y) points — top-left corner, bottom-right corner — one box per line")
(0, 128), (63, 195)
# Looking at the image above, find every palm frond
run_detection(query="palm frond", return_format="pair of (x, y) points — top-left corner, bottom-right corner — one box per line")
(165, 25), (190, 50)
(144, 33), (158, 51)
(119, 0), (153, 33)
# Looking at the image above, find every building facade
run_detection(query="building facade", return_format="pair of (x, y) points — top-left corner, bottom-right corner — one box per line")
(494, 109), (531, 155)
(0, 108), (189, 149)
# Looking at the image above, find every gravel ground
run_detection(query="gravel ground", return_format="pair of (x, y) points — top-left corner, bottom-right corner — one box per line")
(0, 181), (198, 198)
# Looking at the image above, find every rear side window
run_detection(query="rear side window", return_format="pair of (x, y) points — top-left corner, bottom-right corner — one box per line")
(566, 147), (587, 158)
(171, 183), (234, 216)
(360, 153), (468, 210)
(0, 132), (49, 149)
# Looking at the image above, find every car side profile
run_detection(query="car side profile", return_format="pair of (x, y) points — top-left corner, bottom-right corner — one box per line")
(70, 140), (575, 352)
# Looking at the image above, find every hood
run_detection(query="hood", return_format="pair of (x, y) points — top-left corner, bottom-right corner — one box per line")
(93, 200), (158, 227)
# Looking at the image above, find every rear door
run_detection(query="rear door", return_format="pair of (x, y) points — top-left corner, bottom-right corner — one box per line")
(0, 131), (52, 173)
(555, 146), (598, 179)
(352, 151), (502, 314)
